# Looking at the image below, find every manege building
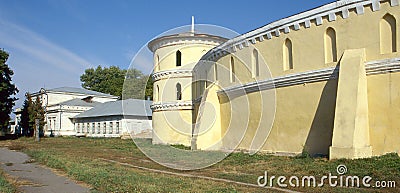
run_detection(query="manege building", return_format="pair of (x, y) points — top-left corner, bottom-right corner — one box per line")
(149, 0), (400, 160)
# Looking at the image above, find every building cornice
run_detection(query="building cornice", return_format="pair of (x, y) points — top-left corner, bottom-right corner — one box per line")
(148, 33), (227, 53)
(152, 69), (193, 81)
(151, 101), (193, 112)
(31, 90), (118, 99)
(217, 58), (400, 97)
(203, 0), (399, 61)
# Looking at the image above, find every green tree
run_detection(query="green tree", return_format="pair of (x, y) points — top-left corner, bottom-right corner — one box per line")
(20, 93), (44, 137)
(20, 93), (32, 136)
(81, 65), (153, 100)
(0, 49), (18, 133)
(80, 66), (126, 98)
(122, 68), (148, 100)
(33, 96), (45, 136)
(145, 76), (153, 100)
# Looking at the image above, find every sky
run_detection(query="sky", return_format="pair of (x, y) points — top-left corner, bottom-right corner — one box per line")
(0, 0), (334, 110)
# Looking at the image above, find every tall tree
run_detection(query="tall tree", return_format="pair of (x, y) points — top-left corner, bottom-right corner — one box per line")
(20, 93), (44, 137)
(80, 66), (126, 98)
(0, 49), (18, 132)
(122, 68), (148, 100)
(20, 93), (32, 136)
(145, 76), (153, 100)
(33, 97), (45, 137)
(80, 65), (153, 100)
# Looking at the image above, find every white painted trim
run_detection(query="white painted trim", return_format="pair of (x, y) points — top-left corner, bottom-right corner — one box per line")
(148, 34), (227, 52)
(152, 69), (193, 81)
(202, 0), (398, 61)
(151, 101), (193, 112)
(216, 58), (400, 97)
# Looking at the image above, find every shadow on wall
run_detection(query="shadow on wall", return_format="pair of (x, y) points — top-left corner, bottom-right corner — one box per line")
(304, 65), (339, 157)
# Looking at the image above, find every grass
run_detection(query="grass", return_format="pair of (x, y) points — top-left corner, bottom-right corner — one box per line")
(0, 137), (399, 193)
(0, 169), (17, 193)
(170, 144), (191, 150)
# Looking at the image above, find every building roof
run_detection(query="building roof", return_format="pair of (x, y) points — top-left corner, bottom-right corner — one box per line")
(37, 87), (117, 98)
(73, 99), (152, 119)
(148, 32), (228, 52)
(202, 0), (387, 61)
(58, 98), (99, 107)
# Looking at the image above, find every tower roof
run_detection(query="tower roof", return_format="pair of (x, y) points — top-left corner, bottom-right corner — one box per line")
(147, 32), (228, 53)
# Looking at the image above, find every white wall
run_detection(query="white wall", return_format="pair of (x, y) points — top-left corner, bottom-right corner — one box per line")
(73, 116), (152, 138)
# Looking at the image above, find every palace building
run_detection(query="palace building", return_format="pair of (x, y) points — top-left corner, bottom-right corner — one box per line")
(149, 0), (400, 159)
(30, 87), (152, 138)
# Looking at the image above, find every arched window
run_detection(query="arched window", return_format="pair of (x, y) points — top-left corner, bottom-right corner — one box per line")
(325, 27), (338, 63)
(283, 39), (293, 70)
(380, 14), (397, 54)
(204, 70), (208, 88)
(176, 50), (182, 66)
(156, 85), (159, 101)
(252, 49), (259, 77)
(176, 83), (182, 100)
(214, 63), (218, 81)
(155, 55), (160, 71)
(230, 57), (235, 83)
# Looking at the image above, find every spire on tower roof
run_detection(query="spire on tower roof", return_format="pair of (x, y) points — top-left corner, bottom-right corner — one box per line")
(191, 16), (195, 35)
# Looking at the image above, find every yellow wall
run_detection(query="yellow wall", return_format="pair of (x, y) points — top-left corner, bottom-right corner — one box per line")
(154, 45), (213, 73)
(152, 110), (193, 146)
(192, 1), (400, 158)
(151, 36), (223, 146)
(368, 72), (400, 155)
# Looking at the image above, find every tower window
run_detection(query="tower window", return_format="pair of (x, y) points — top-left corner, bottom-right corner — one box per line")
(176, 83), (182, 100)
(176, 50), (182, 67)
(156, 55), (160, 71)
(214, 64), (218, 81)
(155, 85), (159, 102)
(230, 57), (235, 83)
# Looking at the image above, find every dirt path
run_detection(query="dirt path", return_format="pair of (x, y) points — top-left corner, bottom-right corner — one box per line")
(0, 148), (90, 193)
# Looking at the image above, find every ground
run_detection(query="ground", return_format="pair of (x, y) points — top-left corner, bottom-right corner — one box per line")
(0, 147), (89, 193)
(0, 137), (399, 193)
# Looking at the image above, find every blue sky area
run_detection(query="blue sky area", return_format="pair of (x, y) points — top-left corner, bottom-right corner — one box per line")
(0, 0), (333, 109)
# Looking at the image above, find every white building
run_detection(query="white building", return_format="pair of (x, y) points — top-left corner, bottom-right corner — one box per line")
(72, 99), (153, 138)
(31, 87), (118, 136)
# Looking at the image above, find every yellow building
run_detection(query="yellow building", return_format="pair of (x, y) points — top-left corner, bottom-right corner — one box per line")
(148, 29), (227, 146)
(150, 0), (400, 159)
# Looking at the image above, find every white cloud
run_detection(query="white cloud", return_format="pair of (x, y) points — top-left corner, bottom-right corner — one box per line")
(0, 19), (93, 110)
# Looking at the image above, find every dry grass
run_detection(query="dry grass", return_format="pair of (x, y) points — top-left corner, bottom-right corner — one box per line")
(0, 169), (18, 193)
(0, 137), (399, 193)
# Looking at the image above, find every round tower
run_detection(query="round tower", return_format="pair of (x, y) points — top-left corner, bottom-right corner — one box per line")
(148, 28), (227, 146)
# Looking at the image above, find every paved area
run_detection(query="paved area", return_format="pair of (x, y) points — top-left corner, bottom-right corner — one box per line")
(0, 148), (90, 193)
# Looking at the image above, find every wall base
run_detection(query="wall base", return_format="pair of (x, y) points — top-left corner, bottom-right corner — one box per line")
(329, 146), (372, 159)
